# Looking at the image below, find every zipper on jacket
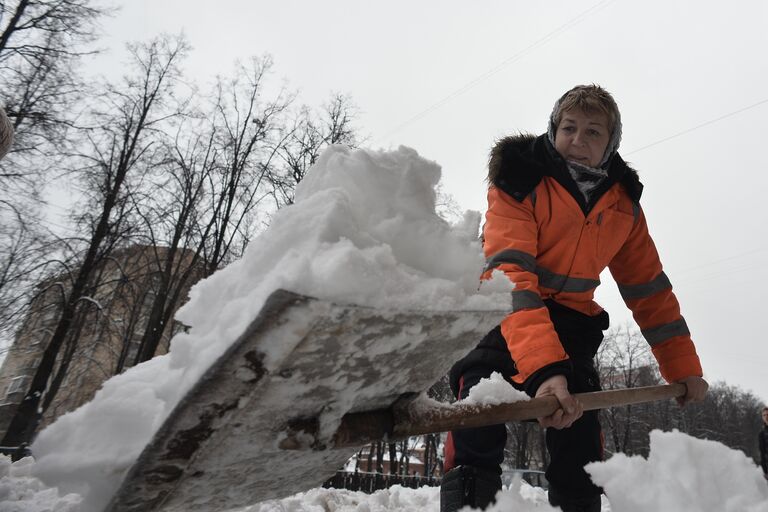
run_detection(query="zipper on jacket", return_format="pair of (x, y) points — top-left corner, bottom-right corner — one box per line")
(556, 221), (588, 294)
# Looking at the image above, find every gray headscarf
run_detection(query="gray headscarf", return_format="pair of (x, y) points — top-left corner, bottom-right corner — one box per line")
(546, 87), (623, 203)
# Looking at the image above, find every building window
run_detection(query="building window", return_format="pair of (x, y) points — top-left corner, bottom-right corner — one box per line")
(125, 339), (141, 368)
(40, 304), (60, 324)
(5, 376), (30, 398)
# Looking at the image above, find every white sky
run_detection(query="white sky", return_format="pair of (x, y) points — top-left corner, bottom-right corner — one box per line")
(75, 0), (768, 403)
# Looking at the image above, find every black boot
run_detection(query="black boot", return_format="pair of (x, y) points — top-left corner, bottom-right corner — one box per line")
(440, 465), (502, 512)
(547, 486), (601, 512)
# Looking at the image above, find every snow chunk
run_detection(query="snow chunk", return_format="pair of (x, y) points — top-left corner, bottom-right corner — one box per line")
(587, 430), (768, 512)
(464, 372), (529, 406)
(29, 145), (511, 511)
(175, 145), (510, 340)
(484, 476), (559, 511)
(0, 456), (82, 511)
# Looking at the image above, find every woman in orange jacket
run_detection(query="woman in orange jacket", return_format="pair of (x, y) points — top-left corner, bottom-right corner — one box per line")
(440, 85), (708, 512)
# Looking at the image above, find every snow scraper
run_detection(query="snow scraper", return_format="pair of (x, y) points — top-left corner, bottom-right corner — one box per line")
(105, 289), (686, 512)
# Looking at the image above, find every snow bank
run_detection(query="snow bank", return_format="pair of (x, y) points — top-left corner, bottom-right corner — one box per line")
(24, 145), (511, 511)
(245, 484), (442, 512)
(0, 456), (81, 512)
(5, 430), (768, 511)
(587, 430), (768, 512)
(240, 431), (768, 512)
(242, 478), (554, 512)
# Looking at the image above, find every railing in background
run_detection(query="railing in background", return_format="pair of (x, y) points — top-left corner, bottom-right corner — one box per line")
(323, 470), (441, 493)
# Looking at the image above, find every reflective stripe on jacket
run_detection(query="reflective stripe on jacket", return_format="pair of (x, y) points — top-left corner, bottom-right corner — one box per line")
(483, 133), (702, 387)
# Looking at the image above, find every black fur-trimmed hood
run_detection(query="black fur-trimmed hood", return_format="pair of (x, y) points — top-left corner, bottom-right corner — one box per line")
(488, 133), (643, 205)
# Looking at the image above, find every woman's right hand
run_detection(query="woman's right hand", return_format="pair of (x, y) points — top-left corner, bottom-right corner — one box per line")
(535, 375), (583, 429)
(675, 376), (709, 406)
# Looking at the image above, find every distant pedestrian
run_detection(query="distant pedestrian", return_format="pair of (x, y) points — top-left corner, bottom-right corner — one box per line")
(760, 406), (768, 479)
(0, 104), (13, 160)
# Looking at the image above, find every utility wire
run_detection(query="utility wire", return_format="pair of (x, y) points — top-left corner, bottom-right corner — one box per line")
(44, 201), (73, 213)
(625, 96), (768, 155)
(673, 246), (768, 277)
(376, 0), (617, 143)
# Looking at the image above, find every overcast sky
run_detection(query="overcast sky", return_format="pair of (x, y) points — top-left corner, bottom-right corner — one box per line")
(80, 1), (768, 403)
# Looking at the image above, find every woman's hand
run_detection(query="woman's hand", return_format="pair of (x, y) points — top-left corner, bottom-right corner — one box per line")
(676, 376), (709, 406)
(535, 375), (583, 429)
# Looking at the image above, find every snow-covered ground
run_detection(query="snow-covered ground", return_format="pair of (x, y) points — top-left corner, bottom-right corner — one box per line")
(245, 428), (768, 512)
(4, 429), (768, 511)
(238, 478), (553, 512)
(1, 145), (767, 511)
(244, 433), (768, 512)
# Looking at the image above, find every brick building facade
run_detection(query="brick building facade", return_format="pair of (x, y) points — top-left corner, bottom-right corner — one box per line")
(0, 245), (202, 437)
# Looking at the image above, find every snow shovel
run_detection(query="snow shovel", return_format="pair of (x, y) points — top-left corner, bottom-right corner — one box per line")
(105, 289), (686, 512)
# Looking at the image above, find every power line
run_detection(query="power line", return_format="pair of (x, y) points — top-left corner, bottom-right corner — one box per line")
(376, 0), (617, 143)
(673, 246), (768, 278)
(45, 219), (80, 236)
(676, 262), (764, 288)
(45, 201), (73, 214)
(625, 96), (768, 156)
(597, 245), (768, 293)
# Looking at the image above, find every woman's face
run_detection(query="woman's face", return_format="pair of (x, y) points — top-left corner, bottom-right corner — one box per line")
(554, 109), (611, 168)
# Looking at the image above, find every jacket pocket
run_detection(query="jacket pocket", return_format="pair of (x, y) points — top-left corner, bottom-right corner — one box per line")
(596, 208), (634, 262)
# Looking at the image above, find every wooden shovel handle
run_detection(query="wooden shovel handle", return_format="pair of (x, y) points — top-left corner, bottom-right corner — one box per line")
(330, 383), (687, 448)
(393, 382), (688, 438)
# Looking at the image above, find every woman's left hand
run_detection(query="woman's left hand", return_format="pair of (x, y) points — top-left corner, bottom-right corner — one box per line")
(676, 376), (709, 406)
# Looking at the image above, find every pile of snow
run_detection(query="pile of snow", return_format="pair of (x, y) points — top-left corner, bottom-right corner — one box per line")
(8, 432), (766, 512)
(20, 145), (512, 511)
(242, 479), (553, 512)
(587, 430), (768, 512)
(0, 457), (81, 512)
(464, 371), (529, 406)
(245, 484), (445, 512)
(234, 431), (768, 512)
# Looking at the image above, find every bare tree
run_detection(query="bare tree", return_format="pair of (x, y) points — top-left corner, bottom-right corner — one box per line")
(388, 442), (398, 475)
(116, 56), (296, 366)
(593, 326), (764, 464)
(0, 35), (189, 453)
(504, 421), (535, 470)
(270, 93), (359, 207)
(1, 23), (364, 454)
(675, 382), (764, 460)
(0, 0), (103, 57)
(596, 325), (660, 456)
(0, 0), (106, 195)
(122, 115), (215, 367)
(0, 0), (105, 363)
(0, 203), (45, 346)
(422, 433), (443, 478)
(191, 56), (295, 277)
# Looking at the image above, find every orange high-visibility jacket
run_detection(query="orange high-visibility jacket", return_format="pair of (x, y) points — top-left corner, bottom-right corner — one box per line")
(483, 134), (702, 388)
